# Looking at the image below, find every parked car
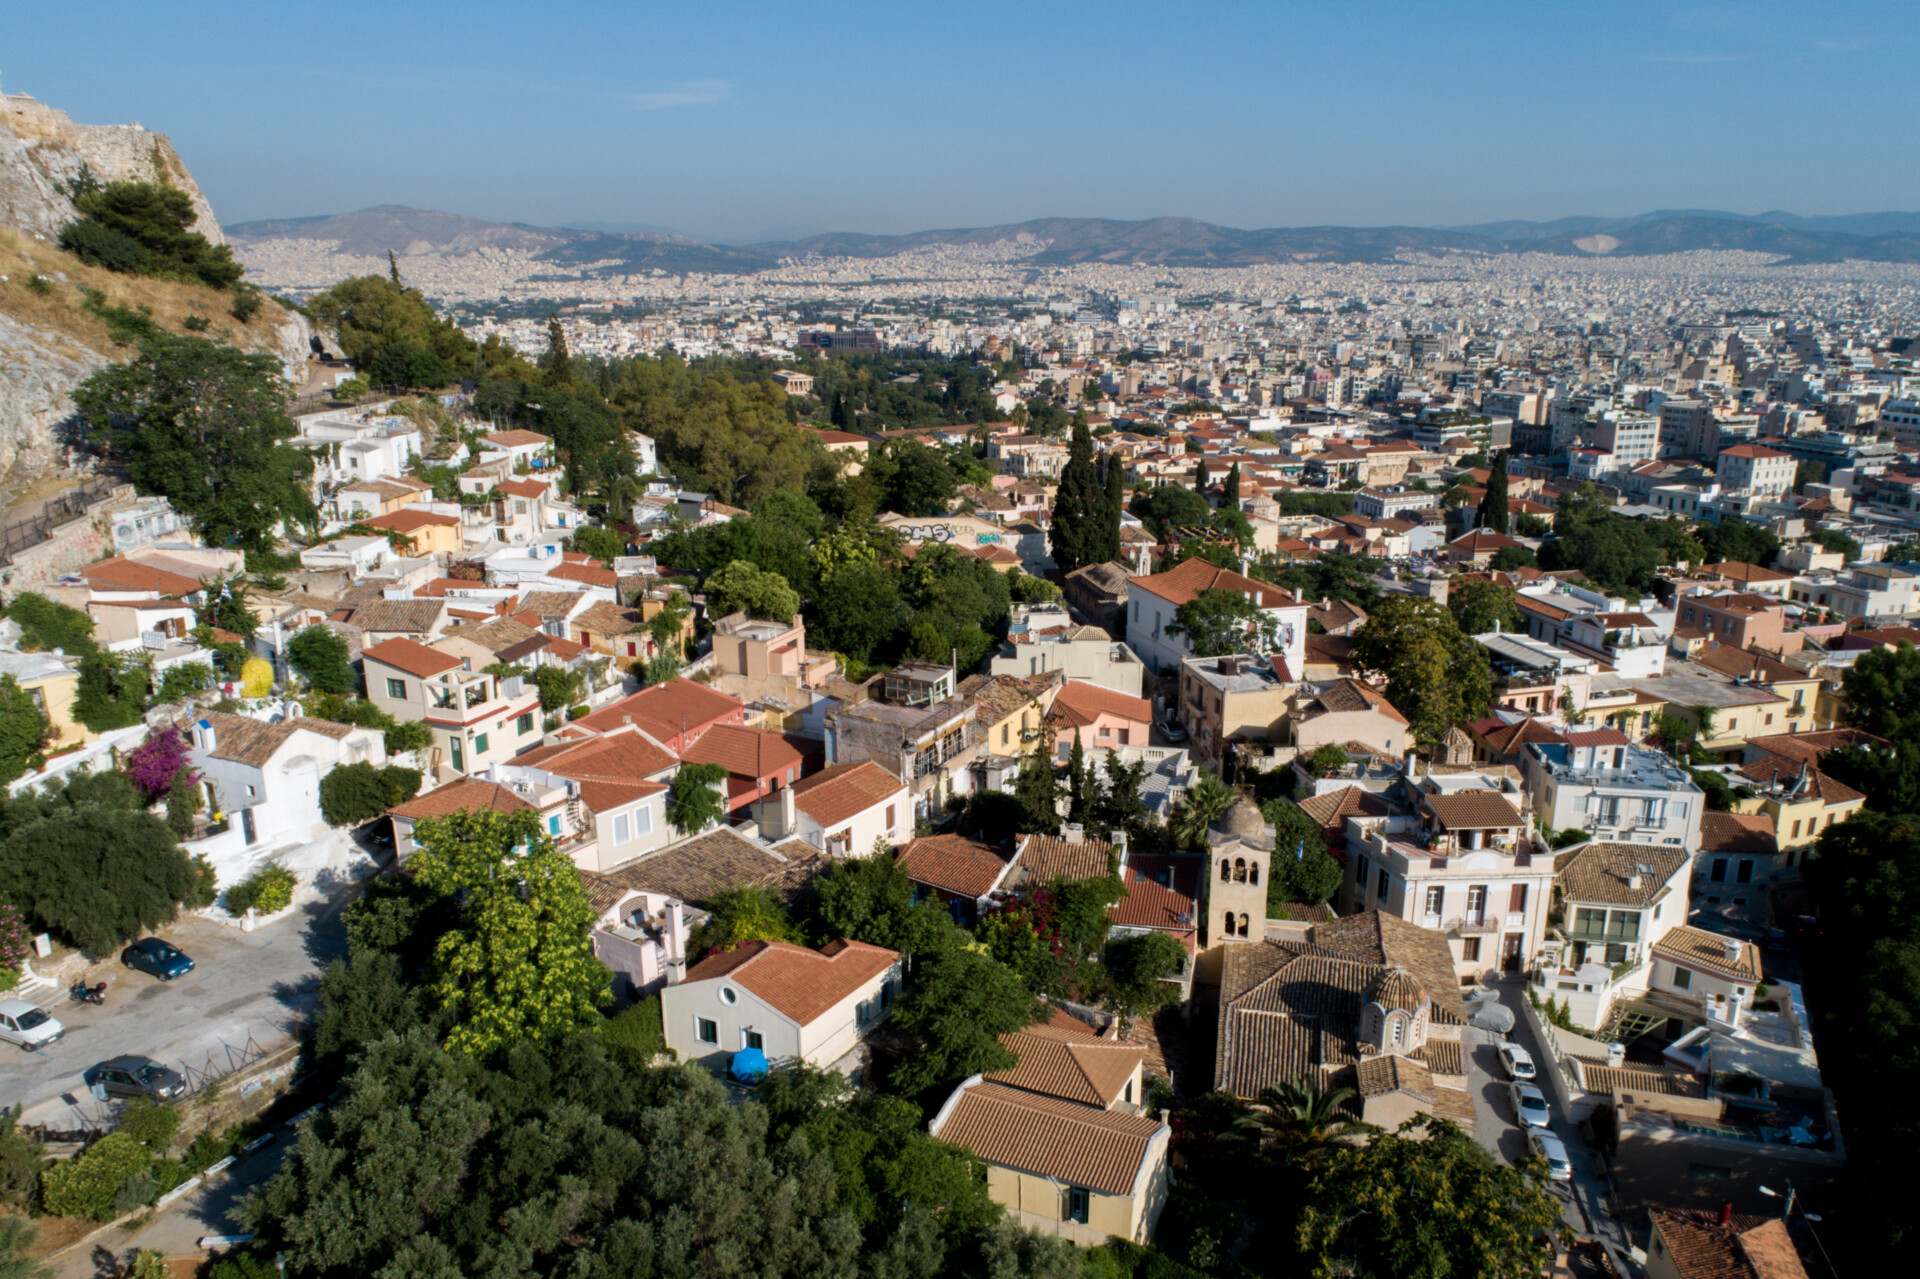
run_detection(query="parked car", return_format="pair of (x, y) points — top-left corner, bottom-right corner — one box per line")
(1498, 1042), (1537, 1082)
(0, 997), (64, 1051)
(1527, 1129), (1573, 1181)
(1158, 720), (1188, 743)
(1509, 1080), (1551, 1129)
(86, 1055), (186, 1100)
(121, 938), (194, 981)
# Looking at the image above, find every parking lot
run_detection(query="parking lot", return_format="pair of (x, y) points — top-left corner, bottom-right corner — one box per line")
(0, 896), (346, 1128)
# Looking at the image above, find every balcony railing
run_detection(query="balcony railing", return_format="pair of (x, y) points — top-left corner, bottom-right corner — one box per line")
(1447, 911), (1504, 934)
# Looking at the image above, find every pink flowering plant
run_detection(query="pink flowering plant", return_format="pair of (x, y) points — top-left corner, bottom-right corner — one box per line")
(0, 903), (31, 990)
(125, 727), (198, 801)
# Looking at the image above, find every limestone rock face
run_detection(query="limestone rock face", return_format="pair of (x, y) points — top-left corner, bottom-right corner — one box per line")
(0, 310), (107, 475)
(0, 93), (223, 242)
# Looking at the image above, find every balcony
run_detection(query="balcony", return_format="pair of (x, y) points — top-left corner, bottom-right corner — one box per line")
(1448, 911), (1504, 934)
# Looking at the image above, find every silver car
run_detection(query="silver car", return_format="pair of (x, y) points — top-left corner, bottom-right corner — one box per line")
(1509, 1080), (1551, 1129)
(0, 997), (64, 1051)
(1498, 1042), (1537, 1082)
(1528, 1129), (1573, 1181)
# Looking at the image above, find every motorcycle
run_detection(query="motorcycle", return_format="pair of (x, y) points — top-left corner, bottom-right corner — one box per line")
(69, 980), (107, 1006)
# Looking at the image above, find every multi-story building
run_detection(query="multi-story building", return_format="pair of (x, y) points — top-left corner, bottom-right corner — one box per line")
(1714, 444), (1795, 497)
(361, 637), (546, 782)
(1519, 730), (1703, 849)
(989, 603), (1145, 695)
(1126, 558), (1307, 678)
(1589, 410), (1660, 469)
(1176, 653), (1293, 774)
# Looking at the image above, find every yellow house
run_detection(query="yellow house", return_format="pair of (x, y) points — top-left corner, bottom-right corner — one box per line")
(930, 1077), (1172, 1245)
(358, 508), (464, 558)
(0, 651), (88, 748)
(968, 672), (1061, 758)
(1690, 645), (1821, 736)
(1732, 756), (1866, 860)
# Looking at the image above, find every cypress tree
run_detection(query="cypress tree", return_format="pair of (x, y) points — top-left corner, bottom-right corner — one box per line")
(387, 249), (401, 285)
(1051, 418), (1099, 575)
(1196, 456), (1211, 498)
(1095, 457), (1124, 564)
(1479, 450), (1510, 534)
(1066, 735), (1088, 822)
(1224, 462), (1241, 507)
(544, 316), (571, 388)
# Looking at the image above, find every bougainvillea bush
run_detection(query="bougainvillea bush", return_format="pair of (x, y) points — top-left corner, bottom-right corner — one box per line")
(0, 903), (32, 991)
(124, 727), (198, 802)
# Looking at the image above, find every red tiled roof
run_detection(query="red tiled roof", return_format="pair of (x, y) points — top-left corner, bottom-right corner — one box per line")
(513, 732), (679, 784)
(789, 761), (905, 828)
(682, 938), (900, 1026)
(565, 680), (743, 743)
(484, 429), (551, 448)
(1127, 557), (1299, 610)
(82, 557), (204, 597)
(389, 779), (532, 821)
(360, 508), (460, 533)
(984, 1028), (1144, 1107)
(361, 636), (463, 679)
(1110, 855), (1198, 939)
(930, 1080), (1165, 1195)
(679, 723), (805, 780)
(896, 835), (1012, 899)
(1051, 679), (1151, 728)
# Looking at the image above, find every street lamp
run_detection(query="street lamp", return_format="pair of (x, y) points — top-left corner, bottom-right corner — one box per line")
(1757, 1183), (1821, 1223)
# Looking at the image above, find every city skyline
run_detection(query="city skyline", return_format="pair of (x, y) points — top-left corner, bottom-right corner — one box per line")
(8, 0), (1916, 243)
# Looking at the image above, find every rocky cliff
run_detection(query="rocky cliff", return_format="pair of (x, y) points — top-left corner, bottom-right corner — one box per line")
(0, 92), (311, 496)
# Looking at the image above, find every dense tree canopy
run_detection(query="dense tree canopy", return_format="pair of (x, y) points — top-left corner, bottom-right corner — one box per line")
(1448, 577), (1521, 635)
(704, 559), (802, 622)
(1350, 595), (1493, 750)
(73, 333), (316, 549)
(305, 274), (479, 374)
(63, 181), (244, 287)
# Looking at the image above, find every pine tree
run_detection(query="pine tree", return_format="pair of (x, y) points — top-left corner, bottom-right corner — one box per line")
(830, 391), (849, 428)
(1478, 450), (1510, 534)
(1014, 735), (1061, 837)
(1050, 418), (1099, 575)
(544, 316), (571, 388)
(1224, 461), (1241, 507)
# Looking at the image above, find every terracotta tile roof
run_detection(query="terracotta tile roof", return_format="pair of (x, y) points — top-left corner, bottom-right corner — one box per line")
(1649, 1208), (1808, 1279)
(1691, 644), (1808, 685)
(1420, 791), (1523, 831)
(1127, 557), (1299, 610)
(517, 590), (588, 621)
(1553, 842), (1689, 906)
(679, 723), (805, 780)
(360, 508), (460, 533)
(1742, 726), (1884, 763)
(498, 477), (549, 499)
(346, 599), (447, 635)
(574, 778), (668, 811)
(930, 1080), (1167, 1196)
(1562, 728), (1631, 747)
(984, 1028), (1144, 1106)
(1471, 716), (1566, 756)
(896, 835), (1013, 899)
(1415, 1038), (1463, 1075)
(198, 713), (357, 768)
(965, 673), (1060, 726)
(682, 938), (899, 1026)
(1310, 911), (1467, 1021)
(589, 826), (825, 907)
(483, 429), (552, 448)
(1300, 678), (1408, 724)
(1734, 756), (1864, 805)
(448, 615), (543, 656)
(1576, 1061), (1703, 1097)
(1652, 925), (1764, 982)
(1110, 855), (1199, 936)
(1703, 561), (1790, 584)
(566, 680), (743, 744)
(1448, 529), (1523, 553)
(551, 563), (621, 590)
(389, 778), (532, 820)
(789, 761), (905, 828)
(1294, 786), (1395, 829)
(1014, 834), (1115, 884)
(1050, 679), (1151, 728)
(82, 557), (204, 597)
(1699, 811), (1778, 856)
(514, 732), (679, 783)
(361, 636), (463, 679)
(1355, 1053), (1435, 1101)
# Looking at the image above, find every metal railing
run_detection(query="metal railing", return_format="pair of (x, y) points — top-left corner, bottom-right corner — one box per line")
(0, 476), (120, 565)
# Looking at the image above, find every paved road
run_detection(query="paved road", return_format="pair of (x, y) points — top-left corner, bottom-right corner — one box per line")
(1462, 981), (1636, 1271)
(1, 898), (346, 1128)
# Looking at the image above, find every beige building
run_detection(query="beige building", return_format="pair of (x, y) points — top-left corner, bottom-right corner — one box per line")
(786, 760), (911, 857)
(710, 612), (838, 689)
(661, 938), (903, 1077)
(1177, 653), (1294, 775)
(0, 649), (87, 749)
(1290, 678), (1411, 760)
(929, 1078), (1171, 1245)
(361, 636), (545, 781)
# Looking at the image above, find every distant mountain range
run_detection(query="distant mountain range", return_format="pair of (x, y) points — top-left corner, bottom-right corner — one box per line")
(227, 205), (1920, 272)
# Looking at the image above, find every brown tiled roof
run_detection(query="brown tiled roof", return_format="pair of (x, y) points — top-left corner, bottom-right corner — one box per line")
(199, 713), (357, 768)
(1563, 728), (1631, 747)
(1734, 756), (1864, 805)
(896, 835), (1012, 899)
(1742, 726), (1888, 765)
(346, 599), (447, 635)
(931, 1080), (1166, 1196)
(1649, 1208), (1808, 1279)
(1311, 911), (1467, 1021)
(1576, 1062), (1702, 1098)
(1553, 842), (1689, 906)
(984, 1028), (1144, 1107)
(1295, 786), (1395, 829)
(449, 615), (542, 656)
(1127, 557), (1299, 610)
(389, 778), (533, 821)
(514, 733), (679, 783)
(517, 590), (587, 621)
(789, 762), (905, 828)
(589, 826), (824, 907)
(1215, 947), (1377, 1096)
(1355, 1053), (1434, 1101)
(1415, 1038), (1463, 1075)
(1699, 812), (1777, 856)
(362, 636), (463, 679)
(680, 724), (805, 780)
(550, 563), (621, 590)
(1470, 716), (1567, 757)
(681, 937), (899, 1025)
(569, 599), (642, 636)
(1110, 856), (1199, 936)
(1421, 790), (1523, 831)
(1050, 679), (1151, 728)
(1014, 834), (1114, 885)
(565, 680), (743, 744)
(483, 429), (552, 447)
(1692, 643), (1808, 685)
(1302, 632), (1355, 670)
(1651, 924), (1764, 983)
(965, 673), (1059, 726)
(361, 508), (459, 533)
(82, 557), (204, 597)
(1300, 678), (1408, 724)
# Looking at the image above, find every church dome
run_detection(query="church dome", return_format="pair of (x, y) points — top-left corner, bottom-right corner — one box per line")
(1217, 795), (1268, 839)
(1365, 966), (1428, 1014)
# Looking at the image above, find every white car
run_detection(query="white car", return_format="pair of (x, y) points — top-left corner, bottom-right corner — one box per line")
(0, 997), (64, 1051)
(1498, 1042), (1537, 1082)
(1510, 1080), (1551, 1129)
(1528, 1129), (1573, 1181)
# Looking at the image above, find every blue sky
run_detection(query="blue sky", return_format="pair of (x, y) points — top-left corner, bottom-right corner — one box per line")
(9, 1), (1915, 241)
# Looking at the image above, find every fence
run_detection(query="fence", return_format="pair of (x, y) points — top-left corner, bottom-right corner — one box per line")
(0, 476), (120, 566)
(20, 1032), (304, 1147)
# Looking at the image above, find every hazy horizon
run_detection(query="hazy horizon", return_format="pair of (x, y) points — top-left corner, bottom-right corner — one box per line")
(11, 0), (1916, 244)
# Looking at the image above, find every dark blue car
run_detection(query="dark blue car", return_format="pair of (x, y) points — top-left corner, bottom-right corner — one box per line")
(121, 938), (194, 980)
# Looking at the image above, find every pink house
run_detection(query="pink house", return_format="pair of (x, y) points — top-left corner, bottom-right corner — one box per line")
(1052, 679), (1153, 760)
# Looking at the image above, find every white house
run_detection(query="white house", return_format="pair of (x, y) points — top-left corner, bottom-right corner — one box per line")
(1125, 558), (1307, 677)
(661, 938), (904, 1077)
(588, 887), (690, 1003)
(1520, 732), (1703, 850)
(1715, 444), (1795, 498)
(189, 710), (386, 851)
(787, 761), (911, 856)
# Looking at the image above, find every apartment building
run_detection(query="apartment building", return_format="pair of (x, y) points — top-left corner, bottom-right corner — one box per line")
(1519, 731), (1703, 849)
(1715, 444), (1795, 497)
(989, 603), (1145, 695)
(362, 637), (545, 781)
(1176, 653), (1293, 774)
(1126, 558), (1307, 678)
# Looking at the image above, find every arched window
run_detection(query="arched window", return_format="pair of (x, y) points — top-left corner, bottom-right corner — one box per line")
(1221, 861), (1232, 882)
(1249, 862), (1260, 886)
(1391, 1015), (1405, 1047)
(1224, 910), (1236, 937)
(1237, 913), (1250, 938)
(1233, 857), (1247, 883)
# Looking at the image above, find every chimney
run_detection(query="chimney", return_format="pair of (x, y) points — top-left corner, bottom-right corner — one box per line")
(1723, 937), (1742, 964)
(1719, 1202), (1734, 1226)
(1061, 823), (1085, 844)
(778, 784), (796, 839)
(193, 717), (215, 753)
(1628, 870), (1642, 891)
(664, 900), (687, 984)
(1403, 748), (1417, 778)
(1221, 655), (1238, 676)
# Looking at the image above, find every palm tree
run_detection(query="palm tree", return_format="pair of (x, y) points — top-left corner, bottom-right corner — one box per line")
(1235, 1076), (1372, 1162)
(1170, 771), (1235, 848)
